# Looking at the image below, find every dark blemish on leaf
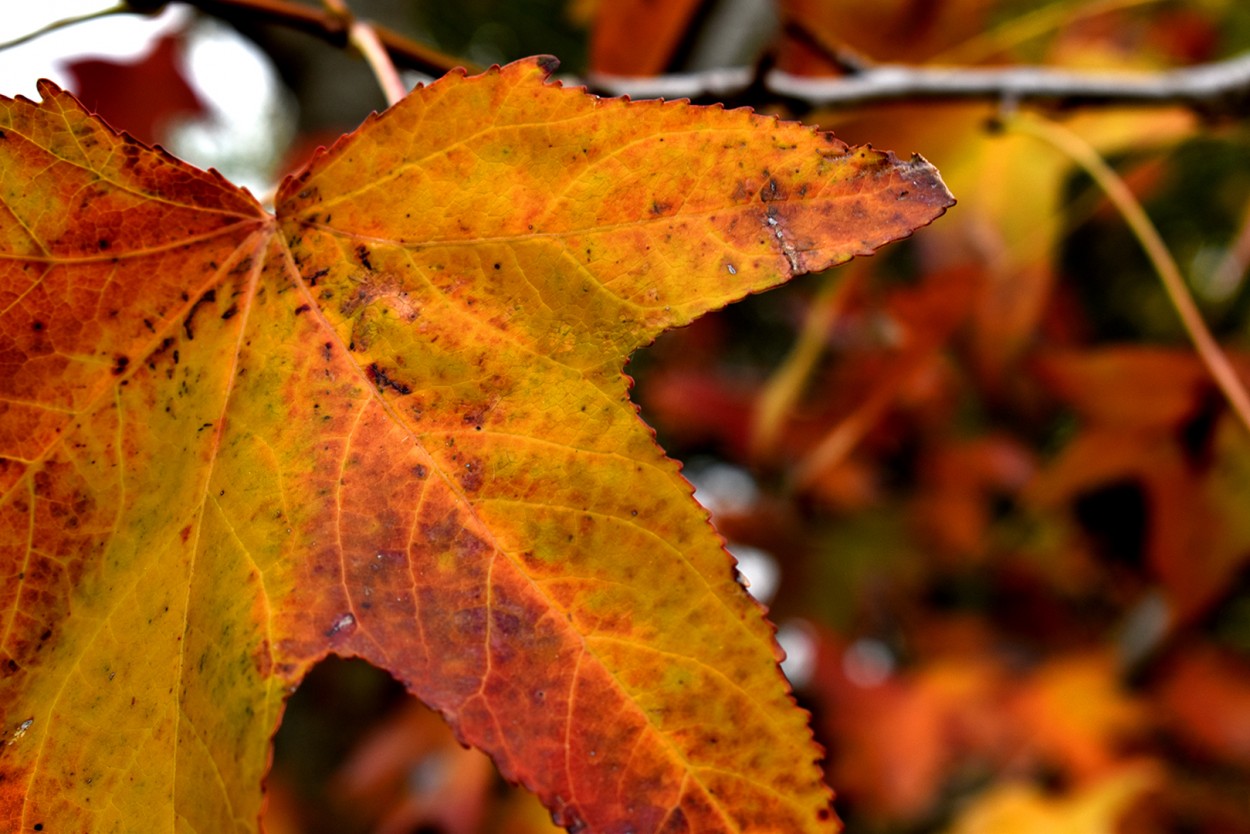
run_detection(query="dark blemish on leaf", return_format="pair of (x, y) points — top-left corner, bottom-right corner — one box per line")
(356, 245), (373, 270)
(221, 304), (239, 320)
(759, 177), (788, 202)
(294, 304), (310, 315)
(459, 459), (483, 492)
(413, 464), (427, 479)
(180, 524), (193, 542)
(492, 609), (522, 635)
(111, 356), (129, 375)
(493, 262), (501, 270)
(31, 321), (44, 332)
(553, 805), (587, 834)
(367, 363), (411, 395)
(142, 318), (155, 332)
(183, 289), (216, 340)
(97, 239), (110, 251)
(650, 201), (671, 216)
(324, 613), (356, 638)
(308, 267), (328, 287)
(173, 349), (180, 365)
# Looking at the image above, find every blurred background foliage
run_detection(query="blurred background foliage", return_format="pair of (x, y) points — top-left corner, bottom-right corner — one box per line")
(5, 0), (1250, 831)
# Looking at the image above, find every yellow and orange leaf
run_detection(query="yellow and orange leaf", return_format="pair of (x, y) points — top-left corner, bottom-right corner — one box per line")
(0, 58), (951, 833)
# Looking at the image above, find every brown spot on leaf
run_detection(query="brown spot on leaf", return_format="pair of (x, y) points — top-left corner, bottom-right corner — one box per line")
(759, 177), (788, 202)
(183, 289), (216, 340)
(367, 363), (412, 395)
(459, 458), (484, 492)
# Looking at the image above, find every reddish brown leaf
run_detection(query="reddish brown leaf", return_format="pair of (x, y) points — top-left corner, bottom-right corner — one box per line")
(589, 0), (707, 75)
(1158, 646), (1250, 767)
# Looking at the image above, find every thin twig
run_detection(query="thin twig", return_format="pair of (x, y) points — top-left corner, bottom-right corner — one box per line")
(349, 20), (406, 105)
(1007, 112), (1250, 435)
(0, 3), (129, 51)
(750, 269), (856, 461)
(318, 0), (405, 106)
(792, 348), (931, 491)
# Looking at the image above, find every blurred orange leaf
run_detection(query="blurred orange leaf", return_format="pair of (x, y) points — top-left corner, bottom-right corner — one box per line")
(1009, 653), (1150, 782)
(945, 766), (1158, 834)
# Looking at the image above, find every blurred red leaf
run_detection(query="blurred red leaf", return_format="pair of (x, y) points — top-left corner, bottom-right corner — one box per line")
(1030, 348), (1250, 620)
(807, 630), (1009, 822)
(1032, 348), (1214, 430)
(64, 34), (205, 146)
(1158, 647), (1250, 768)
(912, 435), (1036, 561)
(590, 0), (706, 74)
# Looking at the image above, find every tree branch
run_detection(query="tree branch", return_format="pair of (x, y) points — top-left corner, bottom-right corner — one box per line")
(586, 52), (1250, 115)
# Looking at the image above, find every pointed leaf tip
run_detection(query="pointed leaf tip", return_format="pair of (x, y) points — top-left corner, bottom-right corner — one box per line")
(534, 54), (561, 76)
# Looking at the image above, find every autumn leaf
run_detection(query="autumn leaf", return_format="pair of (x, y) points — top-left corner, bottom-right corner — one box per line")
(589, 0), (706, 75)
(944, 766), (1158, 834)
(0, 58), (951, 833)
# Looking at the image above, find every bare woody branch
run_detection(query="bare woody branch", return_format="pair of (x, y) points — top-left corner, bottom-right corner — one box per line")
(586, 53), (1250, 115)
